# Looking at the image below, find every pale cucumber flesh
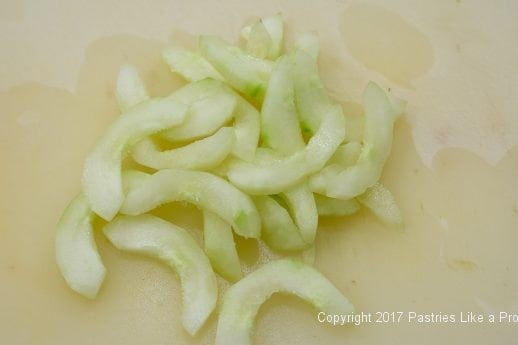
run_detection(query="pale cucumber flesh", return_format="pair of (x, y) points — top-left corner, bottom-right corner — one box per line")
(103, 215), (218, 335)
(216, 259), (355, 345)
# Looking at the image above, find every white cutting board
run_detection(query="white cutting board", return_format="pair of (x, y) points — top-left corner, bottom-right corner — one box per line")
(1, 0), (518, 344)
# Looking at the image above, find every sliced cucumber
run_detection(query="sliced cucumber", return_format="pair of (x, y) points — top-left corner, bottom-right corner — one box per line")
(116, 64), (149, 111)
(301, 245), (316, 265)
(294, 32), (319, 60)
(55, 193), (105, 299)
(121, 169), (260, 239)
(82, 98), (188, 220)
(328, 141), (362, 167)
(103, 215), (217, 335)
(261, 14), (284, 60)
(253, 196), (308, 251)
(163, 47), (223, 82)
(260, 55), (305, 155)
(309, 82), (400, 199)
(280, 184), (318, 244)
(229, 89), (261, 161)
(162, 79), (237, 141)
(243, 14), (284, 60)
(293, 48), (328, 134)
(132, 127), (235, 170)
(203, 211), (242, 282)
(227, 103), (344, 195)
(244, 20), (271, 60)
(357, 182), (403, 228)
(215, 259), (355, 345)
(199, 35), (273, 100)
(314, 194), (360, 217)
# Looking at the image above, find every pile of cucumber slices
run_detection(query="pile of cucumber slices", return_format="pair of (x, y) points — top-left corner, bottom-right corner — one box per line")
(56, 14), (404, 344)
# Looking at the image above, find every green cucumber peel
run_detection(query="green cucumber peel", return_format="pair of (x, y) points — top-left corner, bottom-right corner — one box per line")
(215, 259), (355, 345)
(103, 215), (217, 335)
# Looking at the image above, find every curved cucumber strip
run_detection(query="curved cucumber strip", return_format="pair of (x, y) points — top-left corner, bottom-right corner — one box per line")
(82, 99), (188, 220)
(55, 193), (105, 299)
(116, 64), (149, 111)
(199, 35), (273, 100)
(132, 127), (235, 170)
(261, 14), (284, 60)
(293, 49), (328, 134)
(121, 169), (260, 239)
(309, 82), (399, 199)
(215, 259), (355, 345)
(314, 194), (360, 217)
(328, 141), (362, 167)
(203, 211), (242, 282)
(227, 103), (345, 195)
(103, 215), (217, 335)
(294, 32), (319, 60)
(357, 182), (403, 228)
(244, 20), (271, 60)
(229, 90), (261, 161)
(243, 14), (284, 60)
(260, 55), (304, 155)
(162, 79), (237, 141)
(253, 196), (307, 251)
(163, 47), (223, 82)
(280, 184), (318, 244)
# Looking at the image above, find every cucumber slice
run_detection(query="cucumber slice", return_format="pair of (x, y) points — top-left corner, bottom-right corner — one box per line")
(162, 47), (223, 82)
(253, 196), (308, 251)
(132, 127), (235, 170)
(82, 99), (188, 220)
(301, 245), (316, 265)
(229, 90), (261, 161)
(162, 79), (237, 141)
(121, 169), (261, 239)
(55, 193), (105, 299)
(243, 14), (284, 60)
(293, 48), (328, 134)
(103, 215), (217, 335)
(314, 194), (360, 217)
(280, 184), (318, 244)
(260, 55), (305, 155)
(261, 14), (284, 60)
(357, 182), (403, 228)
(161, 80), (259, 161)
(215, 259), (355, 345)
(199, 35), (273, 100)
(309, 82), (399, 199)
(328, 142), (362, 167)
(116, 64), (149, 111)
(294, 32), (319, 60)
(203, 211), (242, 282)
(244, 20), (271, 60)
(227, 103), (345, 195)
